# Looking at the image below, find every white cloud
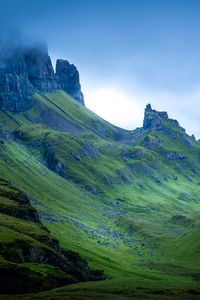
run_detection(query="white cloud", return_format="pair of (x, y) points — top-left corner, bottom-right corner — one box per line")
(84, 86), (145, 130)
(84, 83), (200, 139)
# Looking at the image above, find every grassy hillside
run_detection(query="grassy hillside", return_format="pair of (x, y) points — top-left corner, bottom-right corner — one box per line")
(0, 91), (200, 299)
(0, 178), (105, 294)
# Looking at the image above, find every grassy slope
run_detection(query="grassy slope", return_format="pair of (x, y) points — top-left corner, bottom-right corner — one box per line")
(0, 91), (200, 298)
(0, 177), (105, 294)
(0, 178), (74, 293)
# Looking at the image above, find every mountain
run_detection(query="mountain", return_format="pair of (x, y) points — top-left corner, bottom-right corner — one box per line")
(0, 42), (200, 299)
(0, 40), (84, 110)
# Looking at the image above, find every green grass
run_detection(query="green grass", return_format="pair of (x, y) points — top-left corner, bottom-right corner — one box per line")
(0, 91), (200, 298)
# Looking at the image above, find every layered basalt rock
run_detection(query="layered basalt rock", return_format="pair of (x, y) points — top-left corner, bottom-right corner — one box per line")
(143, 103), (181, 131)
(24, 43), (59, 93)
(56, 59), (84, 105)
(0, 73), (35, 111)
(0, 40), (85, 112)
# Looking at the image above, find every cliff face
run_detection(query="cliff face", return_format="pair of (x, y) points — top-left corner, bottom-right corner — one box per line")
(0, 73), (35, 111)
(143, 103), (181, 131)
(24, 44), (59, 93)
(0, 46), (35, 111)
(56, 59), (84, 105)
(0, 41), (85, 112)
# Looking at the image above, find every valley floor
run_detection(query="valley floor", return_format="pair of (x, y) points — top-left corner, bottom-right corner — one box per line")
(1, 275), (200, 300)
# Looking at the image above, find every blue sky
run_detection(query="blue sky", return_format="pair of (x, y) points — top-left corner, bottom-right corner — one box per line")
(0, 0), (200, 137)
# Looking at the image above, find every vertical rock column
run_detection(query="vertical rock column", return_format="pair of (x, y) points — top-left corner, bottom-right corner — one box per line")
(24, 43), (59, 92)
(56, 59), (85, 105)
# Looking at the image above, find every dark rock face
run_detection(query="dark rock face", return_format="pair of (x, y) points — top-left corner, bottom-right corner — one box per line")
(56, 59), (84, 105)
(0, 41), (85, 112)
(71, 142), (99, 162)
(143, 135), (163, 150)
(0, 45), (35, 111)
(166, 152), (186, 160)
(143, 104), (169, 130)
(0, 73), (35, 111)
(117, 169), (132, 184)
(24, 44), (59, 92)
(143, 104), (187, 134)
(45, 150), (67, 177)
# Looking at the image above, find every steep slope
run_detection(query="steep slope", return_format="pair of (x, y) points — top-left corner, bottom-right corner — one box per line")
(0, 178), (105, 294)
(0, 40), (84, 108)
(0, 89), (200, 299)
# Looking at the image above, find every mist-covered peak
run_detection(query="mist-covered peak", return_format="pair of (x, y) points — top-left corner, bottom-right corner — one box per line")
(0, 37), (85, 111)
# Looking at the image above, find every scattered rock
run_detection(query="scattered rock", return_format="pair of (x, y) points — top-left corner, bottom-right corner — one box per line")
(86, 185), (99, 195)
(173, 175), (178, 181)
(117, 169), (132, 184)
(45, 150), (67, 177)
(143, 135), (162, 150)
(171, 215), (193, 225)
(122, 147), (147, 159)
(79, 142), (99, 159)
(104, 176), (115, 186)
(166, 152), (186, 160)
(155, 178), (161, 184)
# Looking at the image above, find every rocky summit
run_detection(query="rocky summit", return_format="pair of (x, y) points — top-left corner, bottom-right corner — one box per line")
(0, 40), (84, 112)
(143, 103), (181, 131)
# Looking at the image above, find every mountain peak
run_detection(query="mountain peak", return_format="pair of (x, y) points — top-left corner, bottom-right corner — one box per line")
(0, 40), (85, 112)
(145, 103), (152, 111)
(143, 104), (176, 130)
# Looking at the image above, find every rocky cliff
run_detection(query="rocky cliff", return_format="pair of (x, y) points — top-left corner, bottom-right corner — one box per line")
(0, 41), (85, 112)
(24, 43), (58, 93)
(56, 59), (84, 105)
(143, 103), (181, 131)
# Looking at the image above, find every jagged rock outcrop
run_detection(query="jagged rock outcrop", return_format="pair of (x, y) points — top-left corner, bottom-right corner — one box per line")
(0, 73), (35, 111)
(143, 103), (181, 131)
(56, 59), (84, 105)
(166, 152), (186, 160)
(45, 149), (67, 177)
(24, 43), (59, 92)
(0, 40), (85, 112)
(143, 104), (168, 130)
(0, 44), (35, 111)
